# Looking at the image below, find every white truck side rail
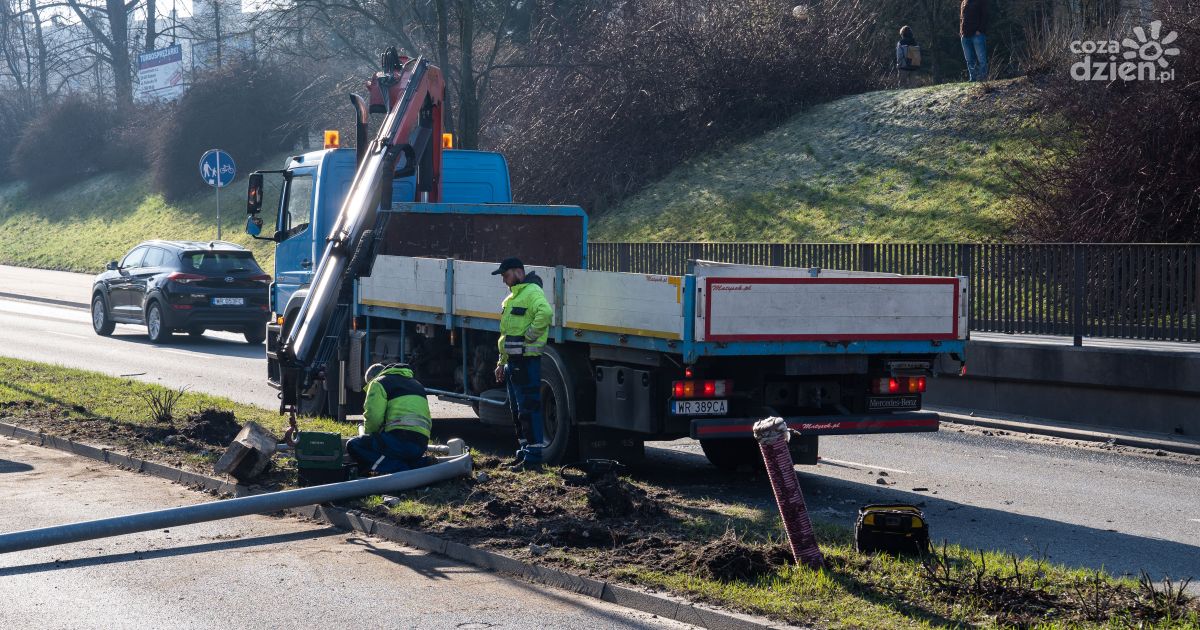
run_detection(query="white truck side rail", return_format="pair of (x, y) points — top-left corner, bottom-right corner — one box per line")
(357, 257), (968, 363)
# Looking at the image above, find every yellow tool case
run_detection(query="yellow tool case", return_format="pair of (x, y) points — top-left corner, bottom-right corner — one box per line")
(855, 504), (930, 555)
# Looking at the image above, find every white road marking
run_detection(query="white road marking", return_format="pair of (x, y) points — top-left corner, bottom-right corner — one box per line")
(157, 348), (214, 359)
(819, 457), (911, 475)
(993, 454), (1008, 459)
(1189, 519), (1200, 524)
(46, 331), (88, 339)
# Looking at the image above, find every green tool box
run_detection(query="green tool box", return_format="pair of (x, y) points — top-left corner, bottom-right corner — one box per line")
(295, 431), (357, 486)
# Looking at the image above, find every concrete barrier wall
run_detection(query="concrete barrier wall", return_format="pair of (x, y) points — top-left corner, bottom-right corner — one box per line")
(926, 340), (1200, 437)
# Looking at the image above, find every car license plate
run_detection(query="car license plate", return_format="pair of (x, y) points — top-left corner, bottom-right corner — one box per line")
(867, 396), (920, 411)
(212, 297), (244, 306)
(671, 399), (728, 416)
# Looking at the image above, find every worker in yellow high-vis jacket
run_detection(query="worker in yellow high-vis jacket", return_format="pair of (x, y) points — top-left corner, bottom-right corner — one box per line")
(345, 363), (432, 474)
(491, 257), (552, 471)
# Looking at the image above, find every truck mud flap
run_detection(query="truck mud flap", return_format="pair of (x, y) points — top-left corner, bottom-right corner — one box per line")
(691, 412), (939, 439)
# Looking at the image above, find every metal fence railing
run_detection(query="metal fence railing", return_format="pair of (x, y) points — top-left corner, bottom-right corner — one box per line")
(587, 243), (1200, 344)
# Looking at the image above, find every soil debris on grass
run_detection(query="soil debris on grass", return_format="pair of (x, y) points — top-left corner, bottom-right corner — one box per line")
(685, 530), (792, 582)
(179, 408), (241, 445)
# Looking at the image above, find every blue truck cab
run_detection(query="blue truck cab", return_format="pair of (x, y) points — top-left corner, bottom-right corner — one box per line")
(261, 148), (514, 317)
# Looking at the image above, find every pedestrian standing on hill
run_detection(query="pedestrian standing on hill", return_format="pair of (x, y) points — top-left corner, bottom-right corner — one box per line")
(896, 25), (922, 87)
(960, 0), (989, 82)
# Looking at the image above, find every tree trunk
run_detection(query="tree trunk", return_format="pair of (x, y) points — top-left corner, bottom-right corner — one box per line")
(145, 0), (157, 50)
(456, 0), (477, 149)
(30, 0), (48, 100)
(107, 0), (132, 103)
(435, 0), (453, 133)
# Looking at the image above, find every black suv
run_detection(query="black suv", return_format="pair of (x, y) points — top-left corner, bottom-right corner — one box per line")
(91, 240), (271, 344)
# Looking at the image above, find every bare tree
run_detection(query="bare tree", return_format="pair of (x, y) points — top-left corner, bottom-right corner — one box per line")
(66, 0), (137, 102)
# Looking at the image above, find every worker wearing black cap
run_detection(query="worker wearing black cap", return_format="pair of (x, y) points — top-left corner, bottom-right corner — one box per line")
(492, 257), (552, 471)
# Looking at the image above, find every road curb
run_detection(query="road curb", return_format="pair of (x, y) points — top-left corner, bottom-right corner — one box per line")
(932, 408), (1200, 457)
(0, 420), (801, 630)
(0, 291), (89, 311)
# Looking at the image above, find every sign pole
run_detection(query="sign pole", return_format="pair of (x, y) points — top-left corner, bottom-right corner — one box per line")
(215, 151), (222, 240)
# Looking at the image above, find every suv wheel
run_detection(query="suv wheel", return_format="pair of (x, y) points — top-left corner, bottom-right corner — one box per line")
(244, 325), (265, 345)
(92, 294), (115, 336)
(146, 302), (172, 343)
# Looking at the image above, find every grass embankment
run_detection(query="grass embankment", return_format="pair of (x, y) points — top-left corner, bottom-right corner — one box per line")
(0, 159), (284, 274)
(2, 356), (1196, 629)
(592, 79), (1048, 243)
(0, 356), (344, 472)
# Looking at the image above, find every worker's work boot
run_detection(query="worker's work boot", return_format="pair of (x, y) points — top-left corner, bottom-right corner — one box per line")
(502, 444), (527, 468)
(508, 459), (543, 473)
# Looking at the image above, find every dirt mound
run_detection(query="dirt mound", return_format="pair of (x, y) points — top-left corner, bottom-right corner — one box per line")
(686, 531), (793, 582)
(586, 475), (663, 519)
(180, 408), (240, 445)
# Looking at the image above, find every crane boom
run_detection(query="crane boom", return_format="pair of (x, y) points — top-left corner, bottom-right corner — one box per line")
(277, 52), (444, 414)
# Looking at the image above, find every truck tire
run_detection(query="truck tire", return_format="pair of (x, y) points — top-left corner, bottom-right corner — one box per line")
(91, 294), (115, 336)
(475, 389), (512, 426)
(701, 433), (819, 470)
(539, 347), (579, 465)
(700, 438), (763, 472)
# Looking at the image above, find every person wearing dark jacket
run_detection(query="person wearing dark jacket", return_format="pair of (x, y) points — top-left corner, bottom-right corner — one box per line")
(960, 0), (989, 81)
(895, 25), (921, 87)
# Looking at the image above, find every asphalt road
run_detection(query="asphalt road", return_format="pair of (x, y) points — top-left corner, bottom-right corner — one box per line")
(0, 437), (693, 629)
(1, 265), (1197, 586)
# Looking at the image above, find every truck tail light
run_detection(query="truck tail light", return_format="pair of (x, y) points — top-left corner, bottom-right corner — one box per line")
(167, 272), (206, 284)
(672, 379), (731, 398)
(872, 377), (926, 395)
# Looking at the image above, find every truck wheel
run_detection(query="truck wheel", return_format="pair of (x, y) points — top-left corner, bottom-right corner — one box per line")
(539, 349), (579, 465)
(91, 294), (115, 336)
(700, 438), (763, 472)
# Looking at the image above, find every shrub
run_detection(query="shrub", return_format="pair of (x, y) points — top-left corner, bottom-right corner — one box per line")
(1010, 0), (1200, 242)
(151, 60), (307, 200)
(0, 96), (32, 182)
(9, 97), (115, 194)
(485, 0), (878, 213)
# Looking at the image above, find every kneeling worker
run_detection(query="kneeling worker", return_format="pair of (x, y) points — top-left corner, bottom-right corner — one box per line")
(346, 363), (432, 474)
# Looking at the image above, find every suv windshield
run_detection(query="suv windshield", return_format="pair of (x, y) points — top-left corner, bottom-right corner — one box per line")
(182, 251), (263, 274)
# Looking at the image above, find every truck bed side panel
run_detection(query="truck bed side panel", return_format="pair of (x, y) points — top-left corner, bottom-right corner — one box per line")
(453, 260), (557, 322)
(359, 256), (449, 314)
(563, 270), (684, 340)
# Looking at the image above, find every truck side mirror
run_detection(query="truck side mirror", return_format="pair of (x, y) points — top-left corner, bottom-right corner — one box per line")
(246, 172), (264, 216)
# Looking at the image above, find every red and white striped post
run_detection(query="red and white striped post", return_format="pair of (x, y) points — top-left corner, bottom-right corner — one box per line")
(753, 417), (824, 570)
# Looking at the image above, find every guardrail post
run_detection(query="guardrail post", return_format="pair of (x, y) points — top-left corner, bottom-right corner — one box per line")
(617, 243), (630, 272)
(859, 243), (875, 273)
(959, 244), (974, 331)
(1072, 245), (1085, 346)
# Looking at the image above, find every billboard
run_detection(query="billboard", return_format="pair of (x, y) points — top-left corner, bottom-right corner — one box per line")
(136, 44), (185, 102)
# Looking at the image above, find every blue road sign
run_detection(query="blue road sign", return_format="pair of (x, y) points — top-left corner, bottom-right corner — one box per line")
(199, 149), (236, 188)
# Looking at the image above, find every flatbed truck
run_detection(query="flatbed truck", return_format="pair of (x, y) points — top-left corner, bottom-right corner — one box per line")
(246, 53), (967, 470)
